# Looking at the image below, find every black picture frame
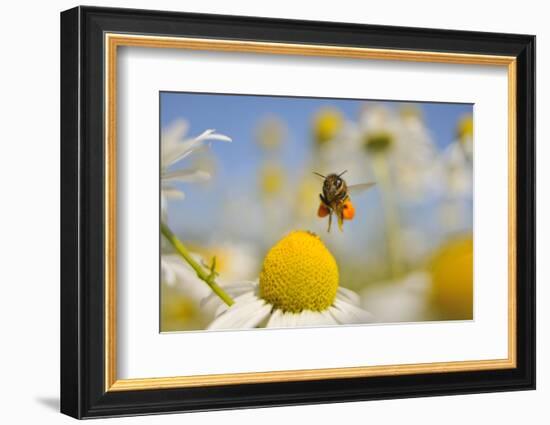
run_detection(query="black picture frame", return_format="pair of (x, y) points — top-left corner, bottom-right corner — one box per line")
(61, 5), (535, 419)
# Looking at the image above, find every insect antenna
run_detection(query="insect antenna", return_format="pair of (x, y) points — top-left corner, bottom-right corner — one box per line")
(338, 170), (348, 177)
(313, 171), (326, 179)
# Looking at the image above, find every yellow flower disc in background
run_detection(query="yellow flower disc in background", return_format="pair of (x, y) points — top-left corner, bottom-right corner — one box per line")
(430, 236), (473, 320)
(313, 108), (343, 146)
(399, 104), (423, 120)
(259, 162), (285, 196)
(161, 286), (202, 332)
(456, 114), (474, 158)
(457, 114), (474, 142)
(293, 177), (320, 220)
(256, 116), (287, 151)
(259, 231), (339, 312)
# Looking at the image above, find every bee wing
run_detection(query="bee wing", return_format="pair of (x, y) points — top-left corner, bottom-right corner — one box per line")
(348, 182), (376, 195)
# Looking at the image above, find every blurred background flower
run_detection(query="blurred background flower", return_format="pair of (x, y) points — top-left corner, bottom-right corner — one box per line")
(161, 254), (218, 331)
(429, 235), (474, 320)
(160, 93), (474, 331)
(360, 271), (431, 323)
(160, 119), (231, 218)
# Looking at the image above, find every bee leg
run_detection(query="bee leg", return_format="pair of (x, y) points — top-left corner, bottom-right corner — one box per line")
(327, 213), (332, 233)
(337, 212), (344, 232)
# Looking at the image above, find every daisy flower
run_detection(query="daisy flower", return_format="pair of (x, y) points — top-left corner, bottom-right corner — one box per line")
(360, 271), (431, 323)
(205, 231), (373, 330)
(440, 114), (474, 198)
(161, 253), (212, 297)
(161, 119), (231, 213)
(161, 252), (234, 321)
(429, 236), (473, 320)
(436, 114), (473, 233)
(357, 104), (440, 201)
(310, 107), (369, 183)
(312, 107), (344, 147)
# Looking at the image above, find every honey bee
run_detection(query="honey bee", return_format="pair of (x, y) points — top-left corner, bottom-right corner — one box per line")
(314, 170), (375, 232)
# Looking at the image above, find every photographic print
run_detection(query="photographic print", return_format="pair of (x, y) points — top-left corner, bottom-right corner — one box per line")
(160, 92), (474, 332)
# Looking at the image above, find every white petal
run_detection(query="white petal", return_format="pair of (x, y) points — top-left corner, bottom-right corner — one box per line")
(207, 295), (271, 330)
(213, 291), (261, 317)
(160, 257), (177, 286)
(160, 197), (168, 223)
(161, 119), (189, 148)
(161, 186), (185, 200)
(201, 281), (257, 311)
(278, 312), (298, 328)
(162, 169), (211, 183)
(290, 311), (315, 327)
(265, 309), (284, 327)
(223, 281), (258, 297)
(267, 309), (338, 328)
(162, 141), (197, 167)
(160, 255), (211, 300)
(330, 298), (374, 324)
(163, 130), (232, 167)
(195, 129), (232, 143)
(293, 310), (337, 327)
(403, 271), (432, 293)
(336, 287), (361, 306)
(161, 120), (190, 165)
(319, 309), (339, 325)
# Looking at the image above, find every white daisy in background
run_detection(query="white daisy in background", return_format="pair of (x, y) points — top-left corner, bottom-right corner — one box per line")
(436, 114), (473, 233)
(205, 242), (259, 283)
(310, 107), (371, 183)
(161, 253), (221, 331)
(440, 114), (473, 198)
(161, 253), (227, 318)
(162, 242), (260, 316)
(360, 271), (432, 323)
(331, 104), (441, 278)
(356, 104), (441, 202)
(162, 253), (211, 295)
(440, 141), (472, 196)
(394, 106), (443, 201)
(205, 230), (373, 330)
(160, 118), (231, 214)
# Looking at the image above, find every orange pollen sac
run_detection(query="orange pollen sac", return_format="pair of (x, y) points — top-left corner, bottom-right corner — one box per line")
(317, 203), (330, 218)
(342, 200), (355, 220)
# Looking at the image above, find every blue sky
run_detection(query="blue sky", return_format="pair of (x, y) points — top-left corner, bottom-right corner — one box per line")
(161, 92), (472, 246)
(161, 92), (472, 180)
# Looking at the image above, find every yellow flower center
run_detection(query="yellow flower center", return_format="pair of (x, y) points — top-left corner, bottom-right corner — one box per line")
(259, 162), (285, 196)
(313, 108), (343, 146)
(259, 231), (339, 312)
(364, 131), (394, 153)
(456, 115), (474, 142)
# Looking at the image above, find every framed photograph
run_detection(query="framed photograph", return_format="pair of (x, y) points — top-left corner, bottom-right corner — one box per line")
(60, 6), (535, 419)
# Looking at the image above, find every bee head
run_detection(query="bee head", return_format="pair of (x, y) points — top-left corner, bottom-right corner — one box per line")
(324, 173), (347, 195)
(332, 171), (347, 185)
(315, 170), (348, 201)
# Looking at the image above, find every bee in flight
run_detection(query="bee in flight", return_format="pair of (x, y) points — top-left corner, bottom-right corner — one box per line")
(314, 170), (375, 233)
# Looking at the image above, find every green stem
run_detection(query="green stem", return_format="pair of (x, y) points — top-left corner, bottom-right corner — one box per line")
(160, 222), (235, 306)
(371, 153), (402, 278)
